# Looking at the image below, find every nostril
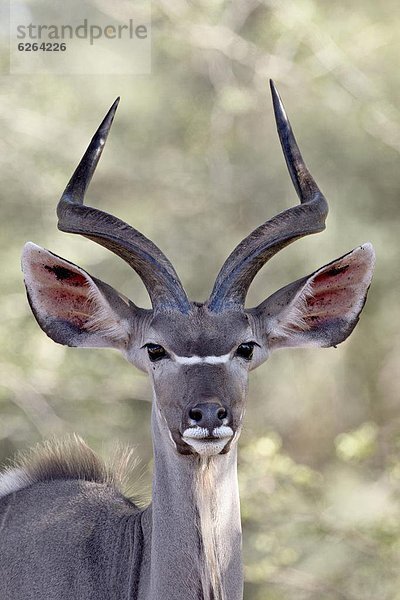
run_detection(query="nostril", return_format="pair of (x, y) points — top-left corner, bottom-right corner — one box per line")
(188, 403), (228, 428)
(217, 407), (227, 421)
(189, 408), (203, 422)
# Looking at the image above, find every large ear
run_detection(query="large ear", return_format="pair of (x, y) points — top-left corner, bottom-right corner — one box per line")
(22, 242), (142, 350)
(250, 243), (375, 352)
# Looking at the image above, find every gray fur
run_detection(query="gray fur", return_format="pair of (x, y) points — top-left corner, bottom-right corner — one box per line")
(0, 476), (146, 600)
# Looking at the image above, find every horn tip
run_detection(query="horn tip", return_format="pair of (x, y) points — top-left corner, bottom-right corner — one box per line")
(269, 79), (279, 100)
(112, 97), (121, 111)
(269, 80), (288, 126)
(100, 97), (120, 134)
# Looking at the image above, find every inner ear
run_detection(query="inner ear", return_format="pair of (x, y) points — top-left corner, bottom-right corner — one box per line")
(252, 243), (375, 351)
(22, 242), (134, 349)
(280, 248), (373, 336)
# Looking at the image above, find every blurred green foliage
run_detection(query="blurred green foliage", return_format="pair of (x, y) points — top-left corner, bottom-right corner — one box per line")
(1, 1), (400, 598)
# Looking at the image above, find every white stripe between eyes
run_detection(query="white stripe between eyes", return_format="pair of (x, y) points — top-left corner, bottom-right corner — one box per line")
(173, 353), (231, 365)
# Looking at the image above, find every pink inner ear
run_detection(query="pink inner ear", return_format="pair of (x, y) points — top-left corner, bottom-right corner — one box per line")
(43, 264), (88, 287)
(32, 260), (88, 288)
(268, 244), (375, 349)
(22, 243), (131, 348)
(306, 265), (355, 323)
(27, 257), (94, 330)
(302, 248), (372, 328)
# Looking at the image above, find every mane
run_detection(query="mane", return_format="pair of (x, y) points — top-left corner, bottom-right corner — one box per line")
(0, 435), (140, 501)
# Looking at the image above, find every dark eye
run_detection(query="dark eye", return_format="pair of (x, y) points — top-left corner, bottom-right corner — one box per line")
(146, 344), (168, 362)
(236, 342), (255, 361)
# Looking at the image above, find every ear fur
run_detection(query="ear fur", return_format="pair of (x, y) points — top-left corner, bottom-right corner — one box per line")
(251, 243), (375, 351)
(22, 242), (140, 350)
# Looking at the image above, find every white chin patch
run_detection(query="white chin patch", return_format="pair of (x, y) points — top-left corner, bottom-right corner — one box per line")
(182, 426), (234, 456)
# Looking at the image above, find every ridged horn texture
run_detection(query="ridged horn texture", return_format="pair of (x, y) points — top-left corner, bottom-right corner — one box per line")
(57, 99), (191, 313)
(207, 80), (329, 312)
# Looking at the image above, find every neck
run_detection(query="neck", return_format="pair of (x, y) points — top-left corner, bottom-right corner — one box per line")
(147, 406), (243, 600)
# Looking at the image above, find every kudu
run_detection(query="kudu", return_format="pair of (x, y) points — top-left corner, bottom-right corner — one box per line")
(0, 82), (375, 600)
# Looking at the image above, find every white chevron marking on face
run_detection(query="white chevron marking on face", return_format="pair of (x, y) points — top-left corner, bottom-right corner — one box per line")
(173, 353), (231, 365)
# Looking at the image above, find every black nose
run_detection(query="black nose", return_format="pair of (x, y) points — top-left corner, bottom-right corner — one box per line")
(188, 402), (228, 431)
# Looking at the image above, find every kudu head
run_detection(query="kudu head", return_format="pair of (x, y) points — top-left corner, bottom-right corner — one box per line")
(22, 82), (375, 458)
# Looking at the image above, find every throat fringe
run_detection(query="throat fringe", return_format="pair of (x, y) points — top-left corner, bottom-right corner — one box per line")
(195, 458), (226, 600)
